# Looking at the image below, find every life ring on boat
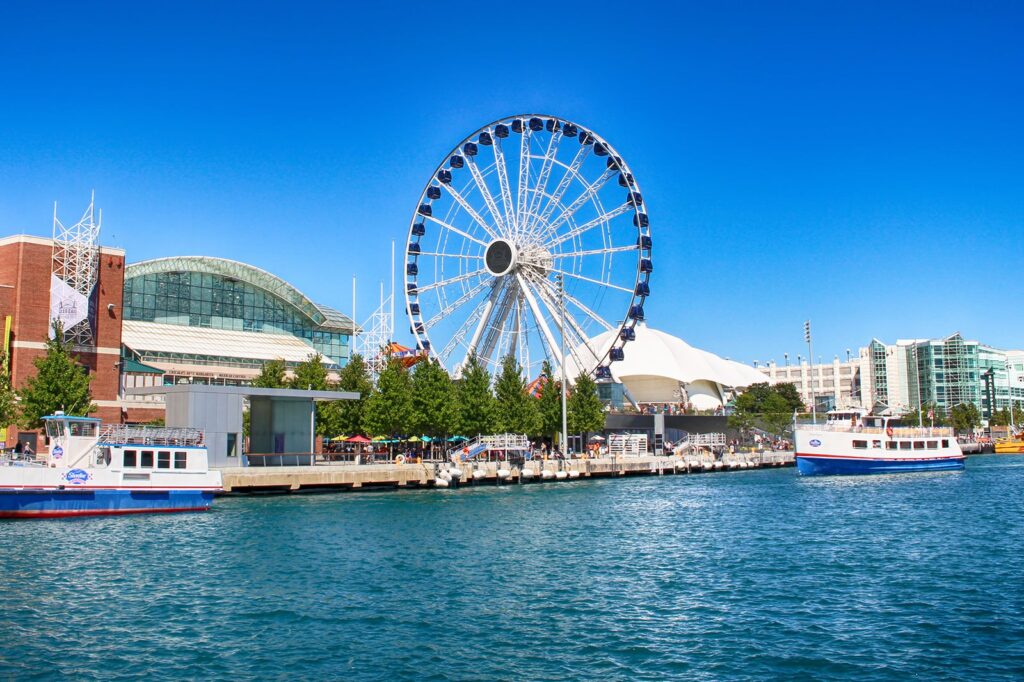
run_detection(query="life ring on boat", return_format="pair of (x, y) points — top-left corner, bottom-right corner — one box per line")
(886, 426), (894, 438)
(395, 454), (406, 465)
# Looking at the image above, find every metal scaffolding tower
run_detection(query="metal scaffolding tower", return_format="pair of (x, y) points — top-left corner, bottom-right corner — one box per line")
(51, 193), (101, 348)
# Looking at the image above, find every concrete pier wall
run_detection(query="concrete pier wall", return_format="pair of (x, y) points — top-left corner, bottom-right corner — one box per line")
(219, 453), (795, 494)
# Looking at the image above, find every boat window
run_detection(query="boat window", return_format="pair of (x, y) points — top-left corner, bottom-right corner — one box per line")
(913, 441), (926, 450)
(45, 420), (63, 438)
(886, 442), (898, 450)
(141, 450), (154, 467)
(174, 452), (187, 469)
(157, 451), (171, 469)
(69, 422), (97, 437)
(899, 442), (912, 450)
(872, 440), (882, 448)
(852, 440), (868, 449)
(942, 439), (949, 448)
(927, 441), (938, 449)
(123, 450), (137, 467)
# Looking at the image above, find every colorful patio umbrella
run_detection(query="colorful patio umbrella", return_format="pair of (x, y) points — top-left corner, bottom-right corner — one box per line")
(330, 435), (349, 442)
(407, 436), (421, 442)
(346, 435), (371, 443)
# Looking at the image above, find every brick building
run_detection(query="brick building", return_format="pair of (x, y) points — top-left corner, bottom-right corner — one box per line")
(0, 234), (125, 450)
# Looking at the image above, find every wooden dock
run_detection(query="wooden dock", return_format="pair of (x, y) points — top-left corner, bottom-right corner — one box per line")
(219, 452), (795, 494)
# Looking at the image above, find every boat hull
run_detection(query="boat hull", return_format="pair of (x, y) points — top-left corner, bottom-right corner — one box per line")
(0, 489), (215, 518)
(994, 441), (1024, 454)
(796, 454), (965, 476)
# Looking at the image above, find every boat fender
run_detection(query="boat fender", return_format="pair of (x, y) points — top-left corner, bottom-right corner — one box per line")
(886, 426), (894, 438)
(395, 454), (406, 465)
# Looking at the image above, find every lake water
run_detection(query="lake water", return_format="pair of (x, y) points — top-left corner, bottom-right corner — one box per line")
(2, 456), (1023, 680)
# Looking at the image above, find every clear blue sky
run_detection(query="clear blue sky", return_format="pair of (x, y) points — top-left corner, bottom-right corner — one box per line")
(1, 1), (1021, 365)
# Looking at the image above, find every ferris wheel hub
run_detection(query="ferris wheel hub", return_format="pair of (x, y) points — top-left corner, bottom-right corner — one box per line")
(484, 239), (517, 276)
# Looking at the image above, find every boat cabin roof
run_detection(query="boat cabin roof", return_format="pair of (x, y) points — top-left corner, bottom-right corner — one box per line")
(42, 414), (101, 423)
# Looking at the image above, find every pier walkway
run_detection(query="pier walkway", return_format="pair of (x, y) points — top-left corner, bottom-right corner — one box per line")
(219, 451), (795, 494)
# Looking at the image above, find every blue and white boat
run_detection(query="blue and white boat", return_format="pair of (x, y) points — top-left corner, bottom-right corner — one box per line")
(795, 408), (965, 476)
(0, 412), (222, 518)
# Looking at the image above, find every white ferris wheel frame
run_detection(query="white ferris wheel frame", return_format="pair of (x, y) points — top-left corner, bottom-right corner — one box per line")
(403, 114), (653, 380)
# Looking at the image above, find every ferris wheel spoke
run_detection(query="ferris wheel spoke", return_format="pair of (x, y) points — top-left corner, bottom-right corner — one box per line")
(419, 251), (483, 259)
(553, 243), (639, 259)
(516, 273), (561, 374)
(550, 267), (634, 294)
(441, 181), (500, 241)
(439, 301), (486, 366)
(423, 278), (490, 331)
(492, 136), (517, 239)
(423, 215), (490, 248)
(548, 203), (634, 249)
(535, 276), (614, 332)
(531, 277), (603, 371)
(546, 166), (619, 235)
(535, 145), (591, 230)
(464, 279), (506, 360)
(477, 282), (519, 365)
(464, 156), (507, 237)
(524, 130), (563, 232)
(416, 267), (488, 294)
(515, 128), (533, 238)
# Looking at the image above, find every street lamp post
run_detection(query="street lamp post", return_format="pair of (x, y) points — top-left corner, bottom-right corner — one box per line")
(557, 274), (568, 457)
(804, 320), (815, 424)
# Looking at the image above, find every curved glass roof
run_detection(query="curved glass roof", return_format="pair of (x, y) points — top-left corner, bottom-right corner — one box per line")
(126, 256), (356, 332)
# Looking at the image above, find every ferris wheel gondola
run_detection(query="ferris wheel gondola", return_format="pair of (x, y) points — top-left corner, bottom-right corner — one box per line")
(404, 114), (652, 380)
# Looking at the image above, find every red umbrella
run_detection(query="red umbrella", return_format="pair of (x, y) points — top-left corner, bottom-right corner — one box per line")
(346, 435), (371, 443)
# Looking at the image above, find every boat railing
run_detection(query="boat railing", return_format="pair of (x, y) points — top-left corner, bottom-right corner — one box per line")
(795, 423), (954, 437)
(99, 424), (205, 447)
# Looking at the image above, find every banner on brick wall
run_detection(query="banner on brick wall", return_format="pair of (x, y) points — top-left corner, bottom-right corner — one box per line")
(49, 274), (89, 338)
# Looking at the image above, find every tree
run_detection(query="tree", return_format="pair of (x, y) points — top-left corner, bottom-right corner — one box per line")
(333, 353), (374, 435)
(17, 323), (96, 428)
(361, 357), (412, 442)
(0, 352), (18, 429)
(289, 353), (328, 391)
(950, 403), (982, 433)
(536, 361), (562, 443)
(727, 382), (802, 436)
(493, 354), (541, 435)
(409, 359), (459, 440)
(252, 358), (287, 389)
(990, 406), (1024, 426)
(568, 371), (605, 436)
(901, 402), (947, 427)
(455, 353), (496, 436)
(761, 392), (794, 437)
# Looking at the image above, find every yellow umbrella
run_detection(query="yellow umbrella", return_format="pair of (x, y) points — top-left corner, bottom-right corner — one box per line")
(330, 435), (349, 442)
(407, 436), (421, 443)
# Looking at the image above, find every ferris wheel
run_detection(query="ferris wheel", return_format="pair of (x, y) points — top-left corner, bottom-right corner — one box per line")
(404, 114), (652, 380)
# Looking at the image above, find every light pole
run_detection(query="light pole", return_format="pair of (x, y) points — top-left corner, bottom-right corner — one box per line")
(557, 274), (568, 457)
(804, 320), (815, 423)
(784, 353), (789, 366)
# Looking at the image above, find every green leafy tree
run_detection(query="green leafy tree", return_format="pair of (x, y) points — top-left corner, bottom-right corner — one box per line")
(409, 360), (459, 456)
(568, 371), (605, 436)
(728, 382), (802, 436)
(252, 358), (287, 389)
(493, 354), (542, 435)
(900, 402), (947, 427)
(990, 406), (1024, 426)
(537, 360), (563, 443)
(0, 352), (18, 430)
(761, 392), (793, 437)
(333, 353), (374, 435)
(950, 403), (982, 433)
(456, 353), (496, 436)
(18, 324), (96, 428)
(361, 357), (412, 443)
(289, 353), (328, 391)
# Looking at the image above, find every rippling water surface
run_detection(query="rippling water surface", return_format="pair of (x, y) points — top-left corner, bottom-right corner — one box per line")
(3, 456), (1024, 680)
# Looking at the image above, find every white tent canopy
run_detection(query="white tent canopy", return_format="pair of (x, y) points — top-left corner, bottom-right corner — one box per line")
(566, 322), (768, 409)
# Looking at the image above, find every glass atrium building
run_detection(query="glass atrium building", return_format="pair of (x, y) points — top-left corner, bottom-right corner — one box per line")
(121, 257), (356, 385)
